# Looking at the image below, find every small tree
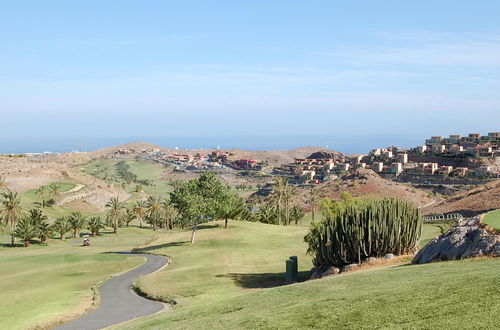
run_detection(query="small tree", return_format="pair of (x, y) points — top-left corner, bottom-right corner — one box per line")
(87, 217), (105, 236)
(68, 211), (87, 238)
(1, 189), (24, 246)
(14, 217), (39, 247)
(219, 195), (245, 229)
(52, 217), (71, 240)
(290, 205), (305, 225)
(48, 183), (61, 199)
(133, 200), (146, 229)
(105, 197), (125, 235)
(27, 208), (50, 243)
(123, 209), (136, 227)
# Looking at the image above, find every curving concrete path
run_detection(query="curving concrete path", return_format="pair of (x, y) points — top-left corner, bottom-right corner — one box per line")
(57, 253), (168, 330)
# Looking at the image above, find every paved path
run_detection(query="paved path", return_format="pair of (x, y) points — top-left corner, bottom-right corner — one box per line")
(57, 253), (168, 330)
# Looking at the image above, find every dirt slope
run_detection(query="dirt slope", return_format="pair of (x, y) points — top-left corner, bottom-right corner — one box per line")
(424, 179), (500, 216)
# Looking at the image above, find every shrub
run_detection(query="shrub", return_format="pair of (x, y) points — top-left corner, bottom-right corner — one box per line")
(305, 198), (422, 269)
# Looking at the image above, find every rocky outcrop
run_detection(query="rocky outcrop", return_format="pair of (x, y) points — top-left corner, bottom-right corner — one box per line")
(412, 216), (499, 264)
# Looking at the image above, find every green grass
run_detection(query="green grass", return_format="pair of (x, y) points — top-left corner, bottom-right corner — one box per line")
(124, 160), (172, 196)
(20, 182), (80, 219)
(120, 258), (500, 329)
(133, 221), (313, 307)
(483, 209), (500, 230)
(420, 223), (451, 247)
(0, 226), (156, 329)
(81, 159), (172, 197)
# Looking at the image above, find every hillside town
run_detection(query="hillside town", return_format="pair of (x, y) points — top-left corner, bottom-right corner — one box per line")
(272, 132), (499, 185)
(107, 131), (499, 187)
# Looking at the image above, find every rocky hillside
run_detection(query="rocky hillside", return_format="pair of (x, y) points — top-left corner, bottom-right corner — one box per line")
(425, 179), (500, 216)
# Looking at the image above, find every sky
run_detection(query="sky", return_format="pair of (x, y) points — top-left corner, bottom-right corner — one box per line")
(1, 1), (499, 153)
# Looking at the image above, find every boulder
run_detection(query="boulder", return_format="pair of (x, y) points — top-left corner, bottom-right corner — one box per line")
(384, 253), (395, 260)
(310, 267), (321, 279)
(321, 266), (340, 277)
(341, 263), (359, 273)
(413, 216), (499, 264)
(363, 257), (377, 264)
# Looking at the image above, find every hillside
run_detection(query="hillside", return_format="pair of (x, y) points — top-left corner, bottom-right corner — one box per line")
(297, 168), (435, 208)
(425, 179), (500, 216)
(0, 155), (129, 216)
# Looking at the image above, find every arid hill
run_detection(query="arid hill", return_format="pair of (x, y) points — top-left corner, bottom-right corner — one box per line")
(424, 179), (500, 216)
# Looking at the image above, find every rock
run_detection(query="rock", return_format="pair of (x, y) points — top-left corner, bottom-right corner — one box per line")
(413, 216), (499, 264)
(321, 266), (340, 277)
(341, 264), (359, 273)
(310, 267), (321, 279)
(384, 253), (395, 260)
(363, 257), (377, 264)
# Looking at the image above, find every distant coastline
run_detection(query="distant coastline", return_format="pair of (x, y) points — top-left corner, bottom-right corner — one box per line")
(0, 134), (423, 155)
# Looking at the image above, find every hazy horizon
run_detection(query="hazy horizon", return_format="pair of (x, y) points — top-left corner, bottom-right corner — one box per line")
(0, 130), (494, 155)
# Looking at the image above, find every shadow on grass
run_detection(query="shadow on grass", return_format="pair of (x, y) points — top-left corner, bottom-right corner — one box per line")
(216, 270), (310, 288)
(194, 224), (220, 230)
(133, 240), (190, 252)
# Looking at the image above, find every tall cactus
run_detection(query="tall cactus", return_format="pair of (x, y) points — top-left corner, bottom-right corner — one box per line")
(305, 198), (422, 269)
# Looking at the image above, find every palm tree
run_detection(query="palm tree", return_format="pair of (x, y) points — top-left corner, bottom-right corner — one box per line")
(87, 217), (105, 236)
(52, 217), (71, 240)
(0, 176), (7, 190)
(105, 197), (125, 235)
(257, 204), (278, 224)
(14, 217), (39, 247)
(307, 187), (320, 222)
(48, 183), (61, 199)
(290, 205), (305, 225)
(68, 211), (87, 238)
(270, 177), (294, 225)
(220, 196), (245, 229)
(145, 195), (163, 231)
(37, 221), (53, 244)
(1, 189), (24, 246)
(35, 186), (46, 199)
(133, 200), (146, 229)
(27, 208), (50, 243)
(123, 208), (136, 227)
(161, 199), (177, 230)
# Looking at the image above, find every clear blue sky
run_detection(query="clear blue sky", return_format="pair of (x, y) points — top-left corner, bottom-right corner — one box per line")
(1, 1), (499, 152)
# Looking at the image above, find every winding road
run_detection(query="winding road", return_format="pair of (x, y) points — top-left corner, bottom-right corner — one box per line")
(57, 253), (168, 330)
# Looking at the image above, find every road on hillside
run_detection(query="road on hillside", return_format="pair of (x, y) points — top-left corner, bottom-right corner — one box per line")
(57, 253), (168, 330)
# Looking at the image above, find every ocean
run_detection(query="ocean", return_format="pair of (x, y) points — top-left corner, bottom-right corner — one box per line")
(0, 134), (423, 155)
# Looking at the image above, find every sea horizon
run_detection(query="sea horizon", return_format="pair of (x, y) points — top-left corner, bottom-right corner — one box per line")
(0, 134), (425, 155)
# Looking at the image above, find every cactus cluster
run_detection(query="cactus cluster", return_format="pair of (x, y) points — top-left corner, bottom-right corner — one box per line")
(305, 198), (423, 269)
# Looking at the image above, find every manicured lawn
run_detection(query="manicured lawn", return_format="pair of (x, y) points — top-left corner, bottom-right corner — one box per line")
(119, 258), (500, 329)
(82, 159), (172, 197)
(483, 209), (500, 230)
(21, 182), (81, 219)
(420, 223), (451, 247)
(124, 160), (172, 196)
(133, 221), (313, 307)
(0, 226), (155, 329)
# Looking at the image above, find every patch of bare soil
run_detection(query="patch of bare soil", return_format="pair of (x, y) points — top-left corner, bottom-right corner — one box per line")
(425, 179), (500, 216)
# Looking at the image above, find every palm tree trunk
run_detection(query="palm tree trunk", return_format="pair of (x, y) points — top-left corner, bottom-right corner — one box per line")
(24, 240), (30, 247)
(11, 234), (15, 246)
(224, 218), (228, 229)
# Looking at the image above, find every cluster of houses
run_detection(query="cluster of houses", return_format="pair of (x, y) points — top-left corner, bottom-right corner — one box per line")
(148, 151), (263, 172)
(273, 155), (347, 184)
(423, 132), (500, 157)
(356, 132), (500, 180)
(360, 148), (493, 179)
(272, 132), (499, 185)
